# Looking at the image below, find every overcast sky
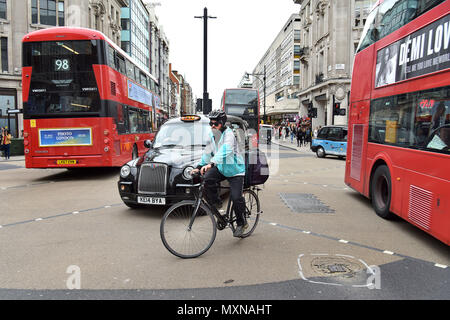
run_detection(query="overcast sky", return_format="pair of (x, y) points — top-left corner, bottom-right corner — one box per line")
(153, 0), (300, 109)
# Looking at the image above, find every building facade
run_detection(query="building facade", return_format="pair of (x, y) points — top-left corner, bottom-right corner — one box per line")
(0, 0), (127, 138)
(147, 5), (170, 119)
(120, 0), (149, 71)
(293, 0), (375, 128)
(251, 14), (302, 124)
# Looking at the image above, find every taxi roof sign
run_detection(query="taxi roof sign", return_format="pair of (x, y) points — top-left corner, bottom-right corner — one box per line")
(181, 115), (201, 122)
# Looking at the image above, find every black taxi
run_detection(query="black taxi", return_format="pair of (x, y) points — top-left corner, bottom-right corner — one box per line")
(118, 114), (249, 208)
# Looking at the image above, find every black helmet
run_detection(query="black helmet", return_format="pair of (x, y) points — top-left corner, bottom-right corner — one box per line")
(208, 110), (227, 125)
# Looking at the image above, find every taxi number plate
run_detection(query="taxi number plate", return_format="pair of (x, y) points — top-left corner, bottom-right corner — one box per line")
(137, 196), (166, 205)
(57, 160), (77, 165)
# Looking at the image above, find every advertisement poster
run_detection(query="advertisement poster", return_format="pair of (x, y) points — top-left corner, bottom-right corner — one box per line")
(39, 128), (92, 147)
(375, 14), (450, 88)
(128, 80), (153, 106)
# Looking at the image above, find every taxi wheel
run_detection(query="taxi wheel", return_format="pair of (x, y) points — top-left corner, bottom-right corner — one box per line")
(316, 146), (326, 158)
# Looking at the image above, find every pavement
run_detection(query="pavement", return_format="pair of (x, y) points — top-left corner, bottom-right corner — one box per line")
(0, 154), (25, 161)
(267, 137), (313, 153)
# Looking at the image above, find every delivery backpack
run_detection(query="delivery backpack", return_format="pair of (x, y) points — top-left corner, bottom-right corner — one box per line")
(245, 148), (269, 187)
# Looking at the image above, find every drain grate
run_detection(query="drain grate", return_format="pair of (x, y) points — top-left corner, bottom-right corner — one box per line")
(311, 256), (363, 278)
(279, 193), (335, 214)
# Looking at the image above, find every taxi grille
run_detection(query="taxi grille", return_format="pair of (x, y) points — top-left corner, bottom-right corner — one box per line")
(138, 163), (168, 194)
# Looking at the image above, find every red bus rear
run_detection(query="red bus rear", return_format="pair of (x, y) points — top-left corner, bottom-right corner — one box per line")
(22, 27), (159, 168)
(346, 0), (449, 245)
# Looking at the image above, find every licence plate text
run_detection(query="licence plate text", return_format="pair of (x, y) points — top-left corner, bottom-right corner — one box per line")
(57, 160), (77, 165)
(137, 196), (166, 205)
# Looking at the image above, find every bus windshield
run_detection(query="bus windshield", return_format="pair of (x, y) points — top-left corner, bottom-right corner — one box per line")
(23, 40), (103, 117)
(225, 89), (258, 106)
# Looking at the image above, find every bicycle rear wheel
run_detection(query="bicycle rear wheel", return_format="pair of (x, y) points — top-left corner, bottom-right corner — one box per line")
(160, 200), (217, 259)
(230, 189), (261, 238)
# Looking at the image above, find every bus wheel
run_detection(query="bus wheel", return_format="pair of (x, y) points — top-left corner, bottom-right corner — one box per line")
(370, 165), (395, 219)
(316, 147), (325, 158)
(132, 146), (139, 160)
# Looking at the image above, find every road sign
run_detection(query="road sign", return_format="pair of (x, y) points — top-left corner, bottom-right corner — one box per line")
(7, 109), (22, 114)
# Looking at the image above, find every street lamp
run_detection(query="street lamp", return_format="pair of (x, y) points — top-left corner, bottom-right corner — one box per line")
(246, 65), (266, 123)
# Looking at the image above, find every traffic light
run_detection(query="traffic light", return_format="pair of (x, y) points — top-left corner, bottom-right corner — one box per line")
(333, 102), (341, 115)
(196, 99), (203, 112)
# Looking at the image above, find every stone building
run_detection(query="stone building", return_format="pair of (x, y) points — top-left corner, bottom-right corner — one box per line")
(251, 14), (302, 124)
(293, 0), (376, 128)
(0, 0), (127, 137)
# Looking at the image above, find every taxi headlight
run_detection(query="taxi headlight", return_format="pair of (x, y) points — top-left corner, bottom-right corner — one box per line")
(183, 166), (194, 180)
(120, 165), (131, 178)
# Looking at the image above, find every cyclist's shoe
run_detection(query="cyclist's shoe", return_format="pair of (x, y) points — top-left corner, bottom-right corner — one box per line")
(233, 223), (249, 238)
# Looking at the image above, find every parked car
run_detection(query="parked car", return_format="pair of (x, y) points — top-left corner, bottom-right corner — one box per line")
(311, 125), (347, 158)
(117, 114), (249, 208)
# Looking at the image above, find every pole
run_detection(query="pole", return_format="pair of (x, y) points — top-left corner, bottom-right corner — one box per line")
(195, 8), (216, 114)
(202, 8), (209, 114)
(263, 65), (266, 123)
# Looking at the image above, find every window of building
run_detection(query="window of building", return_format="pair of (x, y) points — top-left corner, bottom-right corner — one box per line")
(275, 91), (284, 102)
(1, 37), (7, 72)
(0, 0), (6, 20)
(58, 1), (64, 26)
(32, 0), (65, 26)
(121, 18), (129, 30)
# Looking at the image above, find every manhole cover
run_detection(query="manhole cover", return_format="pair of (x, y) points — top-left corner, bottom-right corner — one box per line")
(311, 256), (363, 278)
(279, 193), (335, 214)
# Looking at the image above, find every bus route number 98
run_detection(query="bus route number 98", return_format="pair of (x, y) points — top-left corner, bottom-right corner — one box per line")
(54, 59), (70, 72)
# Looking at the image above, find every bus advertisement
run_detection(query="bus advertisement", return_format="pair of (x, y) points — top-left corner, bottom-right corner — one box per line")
(345, 0), (449, 245)
(22, 27), (159, 168)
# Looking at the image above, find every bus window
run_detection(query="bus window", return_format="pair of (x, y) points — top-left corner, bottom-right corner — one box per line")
(107, 45), (115, 70)
(128, 107), (139, 133)
(140, 72), (147, 88)
(126, 59), (135, 81)
(358, 0), (446, 52)
(369, 86), (450, 153)
(115, 53), (126, 74)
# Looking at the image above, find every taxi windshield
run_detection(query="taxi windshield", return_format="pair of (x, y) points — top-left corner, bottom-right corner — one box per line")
(153, 122), (212, 149)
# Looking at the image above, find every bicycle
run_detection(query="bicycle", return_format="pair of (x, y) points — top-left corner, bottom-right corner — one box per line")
(160, 173), (262, 259)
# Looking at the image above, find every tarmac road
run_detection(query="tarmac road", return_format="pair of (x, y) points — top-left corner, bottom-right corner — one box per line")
(0, 144), (448, 300)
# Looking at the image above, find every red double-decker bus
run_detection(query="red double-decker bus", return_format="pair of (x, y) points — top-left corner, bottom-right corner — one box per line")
(22, 27), (159, 168)
(346, 0), (449, 245)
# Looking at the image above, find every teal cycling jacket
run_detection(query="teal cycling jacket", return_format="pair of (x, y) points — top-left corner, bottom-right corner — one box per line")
(197, 127), (245, 177)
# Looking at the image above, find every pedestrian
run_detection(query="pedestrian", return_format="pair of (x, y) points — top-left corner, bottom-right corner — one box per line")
(305, 127), (311, 147)
(2, 128), (11, 160)
(291, 125), (295, 144)
(313, 127), (318, 138)
(0, 127), (4, 158)
(296, 127), (302, 147)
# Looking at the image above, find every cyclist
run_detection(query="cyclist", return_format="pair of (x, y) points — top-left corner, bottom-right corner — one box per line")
(191, 110), (248, 237)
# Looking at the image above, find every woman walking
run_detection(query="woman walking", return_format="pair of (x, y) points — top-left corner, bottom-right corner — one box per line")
(2, 128), (11, 160)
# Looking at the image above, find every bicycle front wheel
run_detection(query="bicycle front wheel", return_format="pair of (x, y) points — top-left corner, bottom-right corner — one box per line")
(160, 200), (217, 259)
